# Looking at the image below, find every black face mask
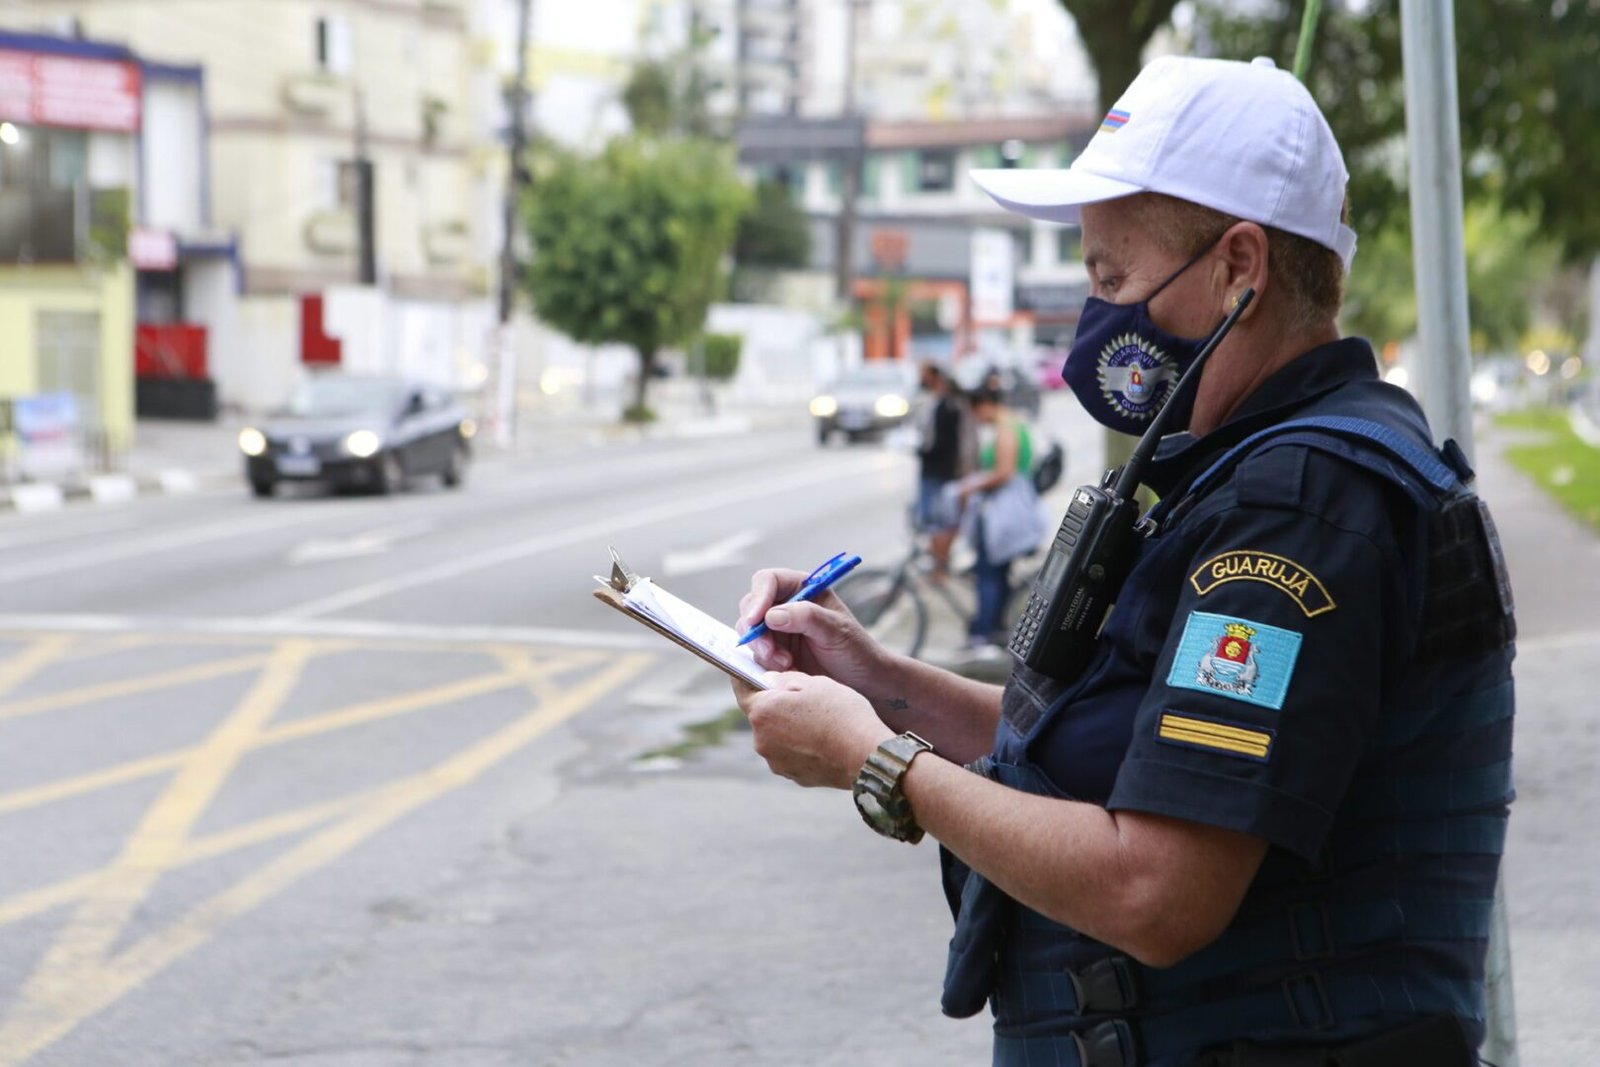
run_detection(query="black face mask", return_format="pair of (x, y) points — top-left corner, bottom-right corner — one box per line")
(1061, 241), (1218, 435)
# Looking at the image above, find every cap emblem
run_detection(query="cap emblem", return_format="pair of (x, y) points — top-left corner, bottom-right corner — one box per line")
(1100, 109), (1130, 132)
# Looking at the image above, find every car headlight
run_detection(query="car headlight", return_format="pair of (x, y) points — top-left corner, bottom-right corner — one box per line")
(459, 418), (477, 439)
(238, 428), (267, 457)
(810, 395), (838, 418)
(342, 430), (383, 458)
(875, 394), (910, 418)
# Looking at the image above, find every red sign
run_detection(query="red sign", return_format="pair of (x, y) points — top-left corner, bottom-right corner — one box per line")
(0, 48), (142, 132)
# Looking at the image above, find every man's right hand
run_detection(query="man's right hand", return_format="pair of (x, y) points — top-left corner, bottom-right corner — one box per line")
(736, 567), (890, 694)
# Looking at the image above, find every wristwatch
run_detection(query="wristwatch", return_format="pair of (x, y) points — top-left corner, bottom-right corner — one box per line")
(853, 732), (934, 843)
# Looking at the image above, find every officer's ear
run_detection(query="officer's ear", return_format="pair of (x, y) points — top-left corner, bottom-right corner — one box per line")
(1216, 221), (1269, 320)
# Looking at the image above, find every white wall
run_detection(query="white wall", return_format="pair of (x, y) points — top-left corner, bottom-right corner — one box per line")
(226, 297), (302, 411)
(183, 256), (240, 384)
(323, 286), (494, 388)
(87, 130), (136, 190)
(706, 303), (837, 402)
(142, 78), (204, 232)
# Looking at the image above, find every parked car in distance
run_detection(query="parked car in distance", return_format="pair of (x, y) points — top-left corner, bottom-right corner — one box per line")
(238, 375), (474, 497)
(810, 361), (920, 445)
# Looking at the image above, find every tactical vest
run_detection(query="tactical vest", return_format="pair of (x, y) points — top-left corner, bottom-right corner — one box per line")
(940, 417), (1516, 1067)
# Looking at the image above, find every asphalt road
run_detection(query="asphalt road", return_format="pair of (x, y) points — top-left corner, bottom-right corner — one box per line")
(1, 398), (1592, 1066)
(0, 396), (1103, 1067)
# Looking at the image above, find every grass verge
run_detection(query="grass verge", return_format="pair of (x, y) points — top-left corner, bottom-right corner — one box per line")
(1496, 407), (1600, 530)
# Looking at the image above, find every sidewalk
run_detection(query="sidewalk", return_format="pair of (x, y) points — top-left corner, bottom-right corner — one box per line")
(1472, 424), (1600, 1067)
(0, 391), (812, 514)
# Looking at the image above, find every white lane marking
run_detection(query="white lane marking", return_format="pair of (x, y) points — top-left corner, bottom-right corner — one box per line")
(0, 502), (386, 587)
(286, 520), (436, 565)
(275, 454), (900, 620)
(0, 612), (661, 651)
(661, 529), (763, 577)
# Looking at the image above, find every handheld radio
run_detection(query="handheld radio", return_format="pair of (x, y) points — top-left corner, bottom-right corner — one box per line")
(1008, 289), (1256, 681)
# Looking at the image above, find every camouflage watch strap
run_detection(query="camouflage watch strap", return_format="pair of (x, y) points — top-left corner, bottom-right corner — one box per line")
(852, 732), (934, 844)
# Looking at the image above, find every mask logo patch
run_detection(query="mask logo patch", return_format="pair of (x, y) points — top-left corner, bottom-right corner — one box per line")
(1189, 550), (1336, 617)
(1098, 333), (1176, 422)
(1167, 611), (1302, 711)
(1101, 109), (1130, 132)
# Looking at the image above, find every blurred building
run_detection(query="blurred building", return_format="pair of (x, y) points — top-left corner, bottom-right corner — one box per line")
(2, 2), (496, 412)
(767, 115), (1095, 360)
(723, 1), (1101, 363)
(0, 26), (223, 478)
(815, 0), (1094, 121)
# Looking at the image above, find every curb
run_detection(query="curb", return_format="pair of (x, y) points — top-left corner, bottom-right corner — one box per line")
(1, 467), (228, 515)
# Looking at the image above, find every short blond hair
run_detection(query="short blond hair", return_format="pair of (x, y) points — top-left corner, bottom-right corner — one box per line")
(1124, 193), (1348, 331)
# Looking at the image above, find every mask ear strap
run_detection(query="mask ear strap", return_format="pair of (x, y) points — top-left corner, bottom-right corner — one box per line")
(1150, 230), (1227, 299)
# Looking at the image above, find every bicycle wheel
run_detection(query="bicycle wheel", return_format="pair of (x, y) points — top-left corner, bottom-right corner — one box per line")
(835, 566), (929, 660)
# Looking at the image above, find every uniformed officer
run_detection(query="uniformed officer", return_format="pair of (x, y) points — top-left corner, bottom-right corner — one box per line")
(734, 55), (1514, 1066)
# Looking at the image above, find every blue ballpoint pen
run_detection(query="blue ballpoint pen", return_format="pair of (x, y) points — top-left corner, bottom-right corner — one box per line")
(737, 552), (862, 646)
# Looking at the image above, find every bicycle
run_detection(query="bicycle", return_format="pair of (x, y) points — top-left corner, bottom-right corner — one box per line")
(835, 507), (1041, 660)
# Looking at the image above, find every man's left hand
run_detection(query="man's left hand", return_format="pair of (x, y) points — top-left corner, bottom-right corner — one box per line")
(736, 673), (895, 790)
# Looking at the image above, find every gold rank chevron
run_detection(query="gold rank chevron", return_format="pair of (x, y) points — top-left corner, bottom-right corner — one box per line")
(1157, 713), (1273, 760)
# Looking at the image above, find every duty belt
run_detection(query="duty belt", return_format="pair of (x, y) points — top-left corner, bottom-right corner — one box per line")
(990, 974), (1481, 1067)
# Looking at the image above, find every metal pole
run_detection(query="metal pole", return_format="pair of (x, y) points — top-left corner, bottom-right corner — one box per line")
(499, 0), (534, 326)
(1400, 4), (1516, 1064)
(1291, 0), (1323, 81)
(834, 0), (866, 303)
(353, 88), (376, 286)
(1400, 0), (1476, 462)
(492, 0), (535, 450)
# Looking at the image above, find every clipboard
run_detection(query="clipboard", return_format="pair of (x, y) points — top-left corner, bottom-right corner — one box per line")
(592, 548), (771, 690)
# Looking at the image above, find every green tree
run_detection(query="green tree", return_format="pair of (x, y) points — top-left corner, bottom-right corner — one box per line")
(1055, 0), (1186, 111)
(1051, 0), (1187, 474)
(1198, 0), (1598, 350)
(621, 61), (677, 138)
(523, 139), (749, 419)
(733, 179), (812, 270)
(619, 22), (718, 140)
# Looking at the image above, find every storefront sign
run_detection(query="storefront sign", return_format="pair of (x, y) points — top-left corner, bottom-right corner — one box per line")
(13, 392), (83, 479)
(0, 48), (142, 132)
(969, 229), (1015, 324)
(129, 227), (178, 270)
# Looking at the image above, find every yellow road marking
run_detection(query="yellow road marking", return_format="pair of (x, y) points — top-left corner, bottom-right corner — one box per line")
(0, 659), (582, 816)
(7, 641), (314, 1005)
(52, 634), (162, 665)
(0, 651), (652, 1065)
(0, 652), (273, 722)
(0, 636), (75, 700)
(0, 788), (372, 928)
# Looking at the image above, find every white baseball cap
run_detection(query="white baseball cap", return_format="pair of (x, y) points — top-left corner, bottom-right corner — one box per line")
(971, 55), (1357, 268)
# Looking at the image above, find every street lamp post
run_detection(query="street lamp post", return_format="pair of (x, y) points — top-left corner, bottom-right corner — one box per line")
(834, 0), (868, 304)
(1400, 2), (1517, 1062)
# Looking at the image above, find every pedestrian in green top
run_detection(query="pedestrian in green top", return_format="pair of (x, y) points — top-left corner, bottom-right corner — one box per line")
(957, 383), (1036, 648)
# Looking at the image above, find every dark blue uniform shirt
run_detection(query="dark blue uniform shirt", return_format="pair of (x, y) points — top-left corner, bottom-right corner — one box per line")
(968, 336), (1514, 1060)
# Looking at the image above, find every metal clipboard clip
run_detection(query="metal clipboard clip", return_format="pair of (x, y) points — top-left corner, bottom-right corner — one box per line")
(596, 545), (641, 593)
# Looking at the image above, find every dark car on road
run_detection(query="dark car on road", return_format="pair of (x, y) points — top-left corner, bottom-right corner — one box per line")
(809, 362), (919, 445)
(238, 376), (474, 497)
(953, 359), (1042, 418)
